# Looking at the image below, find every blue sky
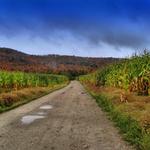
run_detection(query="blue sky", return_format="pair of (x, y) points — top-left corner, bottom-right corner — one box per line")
(0, 0), (149, 57)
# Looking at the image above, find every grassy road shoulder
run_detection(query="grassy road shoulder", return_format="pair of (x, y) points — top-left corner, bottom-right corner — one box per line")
(0, 82), (69, 113)
(81, 82), (150, 150)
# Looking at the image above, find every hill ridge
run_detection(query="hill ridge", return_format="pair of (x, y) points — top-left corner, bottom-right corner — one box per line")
(0, 47), (120, 78)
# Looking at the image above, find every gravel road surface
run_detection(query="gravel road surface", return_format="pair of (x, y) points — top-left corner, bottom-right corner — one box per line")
(0, 81), (133, 150)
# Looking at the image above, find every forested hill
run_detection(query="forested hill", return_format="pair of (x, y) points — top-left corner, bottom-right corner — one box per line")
(0, 47), (120, 77)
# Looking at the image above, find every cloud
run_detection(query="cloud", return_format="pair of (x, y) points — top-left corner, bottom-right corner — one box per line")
(0, 0), (150, 56)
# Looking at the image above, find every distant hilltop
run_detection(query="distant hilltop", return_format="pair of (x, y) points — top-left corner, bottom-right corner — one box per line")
(0, 47), (120, 77)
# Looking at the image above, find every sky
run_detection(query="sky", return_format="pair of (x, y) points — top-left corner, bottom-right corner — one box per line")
(0, 0), (150, 57)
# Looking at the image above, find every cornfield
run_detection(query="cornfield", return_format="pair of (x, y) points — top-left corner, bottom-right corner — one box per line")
(0, 71), (68, 91)
(80, 51), (150, 95)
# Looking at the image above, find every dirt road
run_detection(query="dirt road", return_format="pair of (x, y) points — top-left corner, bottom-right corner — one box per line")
(0, 81), (133, 150)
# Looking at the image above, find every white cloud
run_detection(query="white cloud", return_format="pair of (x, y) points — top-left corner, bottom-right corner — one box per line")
(0, 30), (138, 57)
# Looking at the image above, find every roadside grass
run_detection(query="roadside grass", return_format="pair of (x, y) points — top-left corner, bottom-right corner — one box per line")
(0, 82), (68, 113)
(83, 83), (150, 150)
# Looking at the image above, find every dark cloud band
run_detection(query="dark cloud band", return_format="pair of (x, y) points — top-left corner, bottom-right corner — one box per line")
(0, 0), (149, 52)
